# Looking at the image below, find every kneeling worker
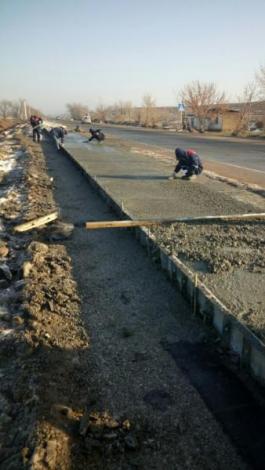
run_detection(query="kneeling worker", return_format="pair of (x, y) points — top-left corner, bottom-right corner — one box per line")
(89, 128), (105, 142)
(169, 148), (203, 180)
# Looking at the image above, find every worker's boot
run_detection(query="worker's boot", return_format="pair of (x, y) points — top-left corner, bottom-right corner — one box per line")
(168, 172), (178, 180)
(182, 174), (196, 181)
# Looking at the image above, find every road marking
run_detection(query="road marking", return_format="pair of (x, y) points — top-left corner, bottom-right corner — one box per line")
(208, 160), (265, 175)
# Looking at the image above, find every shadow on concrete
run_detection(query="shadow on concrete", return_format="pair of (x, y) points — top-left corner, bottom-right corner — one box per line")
(97, 174), (169, 181)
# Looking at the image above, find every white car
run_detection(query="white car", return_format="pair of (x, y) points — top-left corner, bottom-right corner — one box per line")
(81, 114), (92, 124)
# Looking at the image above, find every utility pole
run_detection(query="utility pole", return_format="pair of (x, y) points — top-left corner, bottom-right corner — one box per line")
(19, 99), (28, 121)
(23, 100), (28, 120)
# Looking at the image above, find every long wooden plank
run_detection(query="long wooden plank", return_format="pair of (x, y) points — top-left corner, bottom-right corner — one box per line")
(14, 212), (59, 233)
(84, 212), (265, 230)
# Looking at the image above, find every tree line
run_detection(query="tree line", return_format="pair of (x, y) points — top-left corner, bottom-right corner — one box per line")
(67, 65), (265, 134)
(1, 66), (264, 134)
(0, 99), (43, 120)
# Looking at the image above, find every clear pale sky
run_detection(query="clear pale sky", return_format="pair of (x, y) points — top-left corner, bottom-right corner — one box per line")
(0, 0), (264, 115)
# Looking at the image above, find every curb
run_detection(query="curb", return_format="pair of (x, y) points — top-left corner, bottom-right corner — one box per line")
(204, 170), (265, 199)
(61, 144), (265, 387)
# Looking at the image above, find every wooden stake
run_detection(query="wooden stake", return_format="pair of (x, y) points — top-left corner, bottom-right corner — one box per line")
(14, 212), (58, 233)
(84, 212), (265, 230)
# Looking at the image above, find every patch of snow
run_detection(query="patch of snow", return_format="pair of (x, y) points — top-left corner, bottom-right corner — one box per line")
(0, 155), (16, 173)
(0, 328), (14, 337)
(0, 186), (20, 205)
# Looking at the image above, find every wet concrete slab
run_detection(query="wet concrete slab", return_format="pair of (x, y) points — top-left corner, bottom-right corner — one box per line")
(63, 133), (263, 220)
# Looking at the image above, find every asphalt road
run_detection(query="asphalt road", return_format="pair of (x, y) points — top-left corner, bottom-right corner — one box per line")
(96, 125), (265, 173)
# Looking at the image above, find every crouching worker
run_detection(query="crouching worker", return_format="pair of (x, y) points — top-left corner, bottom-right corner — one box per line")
(51, 127), (67, 150)
(169, 148), (203, 180)
(89, 128), (105, 142)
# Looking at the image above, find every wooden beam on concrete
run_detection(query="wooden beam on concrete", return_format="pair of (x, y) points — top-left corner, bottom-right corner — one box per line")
(84, 212), (265, 230)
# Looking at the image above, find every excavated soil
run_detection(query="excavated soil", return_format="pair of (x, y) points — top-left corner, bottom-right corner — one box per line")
(0, 130), (88, 469)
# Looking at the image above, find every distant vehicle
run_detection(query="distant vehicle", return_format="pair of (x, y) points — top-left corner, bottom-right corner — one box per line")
(81, 114), (92, 124)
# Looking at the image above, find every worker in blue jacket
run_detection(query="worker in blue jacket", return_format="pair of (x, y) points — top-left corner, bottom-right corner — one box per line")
(169, 148), (203, 180)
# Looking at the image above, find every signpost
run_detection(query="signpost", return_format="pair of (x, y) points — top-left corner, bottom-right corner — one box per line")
(177, 102), (185, 129)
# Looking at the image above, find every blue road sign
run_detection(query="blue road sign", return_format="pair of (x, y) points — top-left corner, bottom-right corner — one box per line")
(177, 103), (185, 112)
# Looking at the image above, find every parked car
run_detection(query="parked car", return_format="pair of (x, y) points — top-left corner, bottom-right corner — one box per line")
(81, 114), (92, 124)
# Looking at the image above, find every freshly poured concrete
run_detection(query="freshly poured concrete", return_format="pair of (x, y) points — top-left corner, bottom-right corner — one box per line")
(64, 133), (265, 220)
(63, 133), (265, 341)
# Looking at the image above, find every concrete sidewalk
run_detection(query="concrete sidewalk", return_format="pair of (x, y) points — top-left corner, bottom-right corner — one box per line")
(64, 133), (265, 220)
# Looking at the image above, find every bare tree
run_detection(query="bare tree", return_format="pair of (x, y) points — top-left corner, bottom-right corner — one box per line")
(9, 101), (20, 118)
(94, 104), (109, 123)
(232, 82), (257, 136)
(122, 101), (133, 121)
(181, 81), (226, 132)
(123, 101), (133, 122)
(141, 94), (157, 127)
(256, 65), (265, 99)
(0, 100), (13, 119)
(134, 107), (142, 125)
(111, 101), (133, 123)
(66, 103), (89, 120)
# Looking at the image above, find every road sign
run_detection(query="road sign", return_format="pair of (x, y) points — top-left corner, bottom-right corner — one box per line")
(177, 103), (185, 112)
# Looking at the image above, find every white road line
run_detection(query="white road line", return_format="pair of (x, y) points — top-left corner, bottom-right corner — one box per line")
(208, 160), (265, 175)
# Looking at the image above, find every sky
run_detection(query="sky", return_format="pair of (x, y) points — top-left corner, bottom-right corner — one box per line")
(0, 0), (264, 115)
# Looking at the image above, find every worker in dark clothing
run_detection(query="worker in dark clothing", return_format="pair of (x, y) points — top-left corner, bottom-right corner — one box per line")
(169, 148), (203, 180)
(89, 128), (105, 142)
(51, 126), (67, 150)
(30, 115), (43, 143)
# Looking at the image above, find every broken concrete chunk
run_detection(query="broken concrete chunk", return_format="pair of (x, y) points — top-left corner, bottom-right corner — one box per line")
(45, 440), (57, 468)
(28, 241), (49, 255)
(31, 446), (46, 467)
(0, 264), (12, 281)
(12, 315), (24, 326)
(0, 245), (9, 258)
(14, 279), (25, 290)
(22, 261), (33, 278)
(45, 222), (74, 241)
(122, 419), (131, 430)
